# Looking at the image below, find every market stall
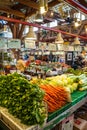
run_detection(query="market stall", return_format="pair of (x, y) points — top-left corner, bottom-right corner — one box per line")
(0, 1), (87, 130)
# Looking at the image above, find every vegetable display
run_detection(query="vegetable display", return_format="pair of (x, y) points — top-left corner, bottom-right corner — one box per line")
(40, 84), (71, 113)
(0, 73), (46, 126)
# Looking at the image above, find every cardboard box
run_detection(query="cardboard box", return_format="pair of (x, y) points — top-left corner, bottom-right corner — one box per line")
(52, 114), (74, 130)
(73, 118), (87, 130)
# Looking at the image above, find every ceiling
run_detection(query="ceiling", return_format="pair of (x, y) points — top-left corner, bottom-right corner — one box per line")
(0, 0), (86, 41)
(0, 0), (86, 20)
(0, 0), (61, 19)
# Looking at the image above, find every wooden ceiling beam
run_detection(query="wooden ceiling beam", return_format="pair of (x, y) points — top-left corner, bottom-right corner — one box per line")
(26, 0), (61, 17)
(0, 6), (25, 18)
(48, 0), (60, 8)
(14, 0), (39, 9)
(0, 1), (13, 6)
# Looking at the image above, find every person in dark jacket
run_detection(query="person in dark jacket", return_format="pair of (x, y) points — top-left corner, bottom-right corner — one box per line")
(72, 55), (85, 70)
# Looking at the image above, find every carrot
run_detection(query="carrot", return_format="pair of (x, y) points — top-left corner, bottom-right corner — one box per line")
(40, 84), (69, 112)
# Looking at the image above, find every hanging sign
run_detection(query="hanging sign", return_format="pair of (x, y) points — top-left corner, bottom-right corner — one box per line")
(0, 38), (7, 49)
(25, 39), (36, 49)
(68, 45), (74, 51)
(63, 44), (69, 51)
(84, 46), (87, 51)
(57, 44), (64, 50)
(39, 42), (47, 50)
(8, 39), (21, 49)
(48, 43), (57, 51)
(74, 46), (82, 51)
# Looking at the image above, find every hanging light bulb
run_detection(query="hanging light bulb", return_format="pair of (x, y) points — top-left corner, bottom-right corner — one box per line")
(73, 37), (80, 45)
(55, 33), (64, 44)
(39, 0), (45, 14)
(74, 19), (81, 28)
(44, 0), (48, 13)
(85, 25), (87, 33)
(25, 26), (36, 40)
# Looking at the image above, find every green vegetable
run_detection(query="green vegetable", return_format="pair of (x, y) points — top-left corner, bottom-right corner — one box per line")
(0, 73), (46, 126)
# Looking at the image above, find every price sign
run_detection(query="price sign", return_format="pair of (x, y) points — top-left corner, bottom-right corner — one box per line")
(8, 39), (21, 49)
(48, 43), (57, 51)
(25, 39), (36, 49)
(63, 44), (69, 51)
(74, 46), (81, 51)
(0, 38), (7, 49)
(84, 46), (87, 51)
(68, 45), (74, 51)
(39, 42), (47, 50)
(57, 44), (64, 50)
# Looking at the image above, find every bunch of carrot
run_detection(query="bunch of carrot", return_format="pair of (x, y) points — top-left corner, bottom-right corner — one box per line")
(40, 84), (69, 113)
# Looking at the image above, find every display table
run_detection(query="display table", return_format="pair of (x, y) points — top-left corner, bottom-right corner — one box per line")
(0, 91), (87, 130)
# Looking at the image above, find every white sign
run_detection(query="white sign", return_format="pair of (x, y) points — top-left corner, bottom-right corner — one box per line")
(8, 39), (21, 49)
(74, 46), (82, 51)
(63, 44), (69, 51)
(39, 42), (47, 50)
(0, 38), (7, 49)
(48, 43), (57, 51)
(68, 45), (74, 51)
(57, 44), (64, 50)
(25, 39), (36, 49)
(84, 46), (87, 51)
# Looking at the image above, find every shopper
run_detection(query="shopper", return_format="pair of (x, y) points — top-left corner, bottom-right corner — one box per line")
(72, 54), (85, 70)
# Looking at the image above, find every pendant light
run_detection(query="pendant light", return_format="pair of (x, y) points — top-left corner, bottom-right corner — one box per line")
(25, 26), (36, 40)
(73, 37), (80, 45)
(44, 0), (48, 13)
(85, 25), (87, 33)
(39, 0), (45, 14)
(34, 0), (48, 23)
(34, 12), (43, 23)
(55, 33), (64, 44)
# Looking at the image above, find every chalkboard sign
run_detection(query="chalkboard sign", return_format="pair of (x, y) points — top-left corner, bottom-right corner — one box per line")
(8, 39), (21, 49)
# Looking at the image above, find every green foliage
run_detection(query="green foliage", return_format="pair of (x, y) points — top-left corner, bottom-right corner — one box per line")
(0, 73), (46, 126)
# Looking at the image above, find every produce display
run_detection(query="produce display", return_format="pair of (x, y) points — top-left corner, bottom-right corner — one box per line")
(0, 73), (46, 126)
(66, 68), (83, 75)
(77, 74), (87, 91)
(40, 84), (71, 113)
(0, 68), (86, 127)
(31, 73), (87, 113)
(31, 74), (79, 94)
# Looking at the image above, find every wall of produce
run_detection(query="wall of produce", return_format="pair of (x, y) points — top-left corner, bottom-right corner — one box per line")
(0, 68), (87, 127)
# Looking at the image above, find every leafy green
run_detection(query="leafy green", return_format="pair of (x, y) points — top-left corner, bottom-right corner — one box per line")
(0, 73), (46, 126)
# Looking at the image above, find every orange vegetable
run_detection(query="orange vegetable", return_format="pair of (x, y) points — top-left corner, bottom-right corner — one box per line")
(40, 84), (69, 113)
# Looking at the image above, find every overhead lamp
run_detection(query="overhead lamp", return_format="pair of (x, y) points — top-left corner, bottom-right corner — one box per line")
(34, 12), (43, 23)
(74, 20), (81, 28)
(39, 0), (48, 14)
(25, 26), (36, 40)
(55, 33), (64, 44)
(73, 37), (80, 45)
(44, 0), (48, 13)
(39, 0), (45, 14)
(85, 25), (87, 33)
